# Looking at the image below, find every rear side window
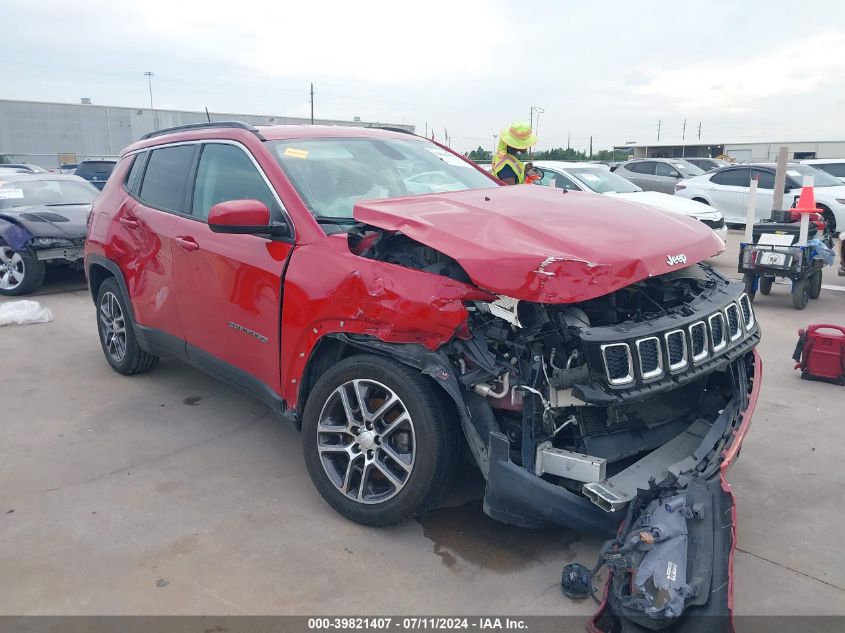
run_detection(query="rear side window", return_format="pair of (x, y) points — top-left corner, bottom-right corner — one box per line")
(76, 161), (116, 177)
(139, 145), (196, 212)
(124, 153), (147, 195)
(711, 168), (750, 187)
(191, 143), (280, 220)
(626, 162), (654, 174)
(751, 169), (775, 189)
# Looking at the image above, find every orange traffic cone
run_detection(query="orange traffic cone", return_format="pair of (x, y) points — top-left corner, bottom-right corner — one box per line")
(793, 181), (821, 214)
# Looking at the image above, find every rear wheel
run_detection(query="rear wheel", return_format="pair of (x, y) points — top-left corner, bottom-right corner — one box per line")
(792, 278), (809, 310)
(302, 354), (458, 526)
(0, 245), (46, 296)
(818, 205), (836, 233)
(759, 277), (773, 295)
(809, 270), (823, 299)
(742, 273), (757, 301)
(96, 278), (159, 374)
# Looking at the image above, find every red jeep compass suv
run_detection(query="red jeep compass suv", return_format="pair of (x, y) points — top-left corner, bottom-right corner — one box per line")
(86, 121), (761, 630)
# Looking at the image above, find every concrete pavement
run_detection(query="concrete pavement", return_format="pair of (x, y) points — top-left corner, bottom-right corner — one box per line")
(1, 232), (843, 617)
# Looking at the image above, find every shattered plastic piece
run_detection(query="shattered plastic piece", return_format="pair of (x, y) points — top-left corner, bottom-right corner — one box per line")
(0, 300), (53, 326)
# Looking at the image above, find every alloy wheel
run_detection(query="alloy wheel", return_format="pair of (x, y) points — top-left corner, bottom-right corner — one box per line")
(316, 379), (416, 504)
(99, 291), (127, 363)
(0, 247), (25, 290)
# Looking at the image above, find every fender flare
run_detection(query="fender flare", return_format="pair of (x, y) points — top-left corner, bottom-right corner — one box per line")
(319, 333), (490, 476)
(84, 254), (136, 324)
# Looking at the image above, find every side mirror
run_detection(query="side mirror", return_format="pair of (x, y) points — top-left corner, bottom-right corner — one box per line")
(208, 199), (288, 237)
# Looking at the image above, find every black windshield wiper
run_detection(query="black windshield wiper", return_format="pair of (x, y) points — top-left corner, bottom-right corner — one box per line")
(314, 215), (358, 224)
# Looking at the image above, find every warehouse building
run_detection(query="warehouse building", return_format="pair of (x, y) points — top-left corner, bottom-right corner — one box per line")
(615, 140), (845, 162)
(0, 99), (414, 169)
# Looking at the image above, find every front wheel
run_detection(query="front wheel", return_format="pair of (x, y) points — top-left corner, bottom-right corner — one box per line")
(809, 270), (823, 299)
(759, 277), (773, 295)
(302, 354), (459, 526)
(0, 245), (46, 296)
(96, 278), (159, 374)
(792, 278), (809, 310)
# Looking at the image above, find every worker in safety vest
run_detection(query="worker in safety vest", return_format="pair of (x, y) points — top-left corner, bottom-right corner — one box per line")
(491, 121), (538, 184)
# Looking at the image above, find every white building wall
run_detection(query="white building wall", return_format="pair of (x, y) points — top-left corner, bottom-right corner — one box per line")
(0, 99), (413, 168)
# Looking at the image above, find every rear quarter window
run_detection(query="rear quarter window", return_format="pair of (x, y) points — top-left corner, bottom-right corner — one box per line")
(711, 168), (750, 187)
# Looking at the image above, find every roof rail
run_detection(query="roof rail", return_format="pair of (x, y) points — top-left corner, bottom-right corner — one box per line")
(139, 120), (266, 141)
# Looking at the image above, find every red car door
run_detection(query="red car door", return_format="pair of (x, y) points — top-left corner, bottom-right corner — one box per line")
(115, 146), (199, 343)
(170, 141), (294, 398)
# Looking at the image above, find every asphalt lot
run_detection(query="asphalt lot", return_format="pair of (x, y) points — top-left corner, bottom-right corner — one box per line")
(1, 231), (844, 619)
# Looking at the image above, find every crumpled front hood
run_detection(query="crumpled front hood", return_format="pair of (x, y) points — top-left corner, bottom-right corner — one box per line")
(354, 186), (724, 303)
(0, 204), (90, 240)
(606, 191), (722, 219)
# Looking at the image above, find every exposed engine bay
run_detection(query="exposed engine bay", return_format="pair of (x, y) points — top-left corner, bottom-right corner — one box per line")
(349, 228), (761, 629)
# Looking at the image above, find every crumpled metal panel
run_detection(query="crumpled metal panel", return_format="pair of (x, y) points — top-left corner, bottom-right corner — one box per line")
(0, 217), (32, 250)
(280, 234), (494, 408)
(354, 186), (725, 304)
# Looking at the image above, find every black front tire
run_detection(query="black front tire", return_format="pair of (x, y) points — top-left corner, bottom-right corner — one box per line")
(96, 278), (159, 375)
(302, 354), (459, 526)
(0, 245), (46, 296)
(759, 277), (773, 295)
(742, 273), (757, 301)
(809, 270), (822, 300)
(792, 278), (810, 310)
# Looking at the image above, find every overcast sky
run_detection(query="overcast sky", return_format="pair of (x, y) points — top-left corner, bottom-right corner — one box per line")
(3, 0), (845, 153)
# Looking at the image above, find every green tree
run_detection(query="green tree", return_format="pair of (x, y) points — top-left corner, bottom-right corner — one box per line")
(467, 145), (492, 162)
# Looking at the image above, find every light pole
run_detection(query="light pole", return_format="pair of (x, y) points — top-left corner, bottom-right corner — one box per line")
(144, 71), (155, 109)
(529, 106), (544, 156)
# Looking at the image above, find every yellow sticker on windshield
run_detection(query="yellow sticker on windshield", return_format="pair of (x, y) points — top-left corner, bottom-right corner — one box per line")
(284, 147), (309, 159)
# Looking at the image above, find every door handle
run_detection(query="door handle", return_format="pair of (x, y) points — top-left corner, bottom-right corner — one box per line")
(119, 217), (139, 229)
(175, 236), (199, 252)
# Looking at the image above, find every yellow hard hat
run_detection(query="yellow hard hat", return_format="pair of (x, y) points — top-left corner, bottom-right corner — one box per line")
(500, 121), (537, 150)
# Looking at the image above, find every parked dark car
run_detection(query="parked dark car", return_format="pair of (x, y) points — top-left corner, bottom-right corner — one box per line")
(0, 173), (99, 294)
(75, 159), (117, 190)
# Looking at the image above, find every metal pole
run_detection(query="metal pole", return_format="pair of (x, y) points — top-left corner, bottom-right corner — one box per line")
(682, 119), (686, 157)
(771, 146), (789, 216)
(310, 83), (314, 124)
(144, 72), (154, 109)
(657, 119), (661, 141)
(744, 178), (757, 243)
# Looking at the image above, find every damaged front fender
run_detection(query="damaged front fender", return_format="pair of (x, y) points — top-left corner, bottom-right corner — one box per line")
(0, 217), (33, 250)
(280, 234), (494, 410)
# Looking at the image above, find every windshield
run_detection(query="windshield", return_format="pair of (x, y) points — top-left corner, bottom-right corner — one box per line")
(0, 178), (100, 209)
(786, 164), (842, 188)
(567, 167), (642, 193)
(672, 161), (705, 176)
(270, 137), (495, 219)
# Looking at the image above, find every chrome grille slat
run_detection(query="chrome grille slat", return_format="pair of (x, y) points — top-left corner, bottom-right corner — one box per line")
(636, 337), (663, 379)
(725, 303), (742, 341)
(664, 329), (688, 372)
(709, 312), (727, 352)
(739, 293), (754, 329)
(690, 321), (708, 362)
(601, 343), (633, 386)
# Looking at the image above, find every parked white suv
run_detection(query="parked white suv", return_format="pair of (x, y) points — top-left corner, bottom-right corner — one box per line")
(674, 163), (845, 232)
(534, 161), (728, 242)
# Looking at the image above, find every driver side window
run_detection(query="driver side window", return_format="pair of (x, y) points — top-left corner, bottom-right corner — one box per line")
(654, 162), (679, 178)
(191, 143), (281, 221)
